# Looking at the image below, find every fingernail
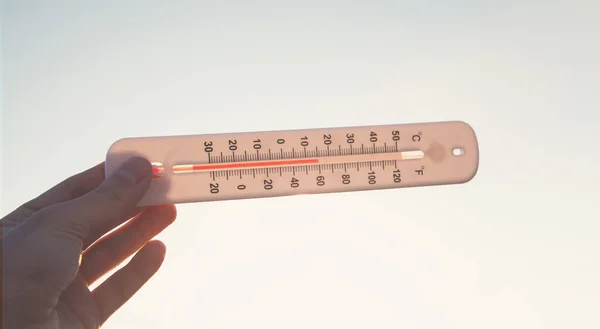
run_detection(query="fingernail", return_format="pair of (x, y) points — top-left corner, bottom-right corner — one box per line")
(119, 157), (152, 183)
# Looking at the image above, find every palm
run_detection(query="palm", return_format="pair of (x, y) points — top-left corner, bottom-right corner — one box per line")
(1, 161), (176, 328)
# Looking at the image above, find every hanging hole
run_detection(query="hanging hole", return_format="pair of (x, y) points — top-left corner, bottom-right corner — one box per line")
(452, 148), (465, 156)
(151, 162), (164, 178)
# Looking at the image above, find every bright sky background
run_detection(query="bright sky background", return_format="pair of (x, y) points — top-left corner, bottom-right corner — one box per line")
(2, 1), (600, 328)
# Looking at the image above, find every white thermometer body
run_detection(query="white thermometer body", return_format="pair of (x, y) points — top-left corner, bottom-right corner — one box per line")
(105, 121), (479, 206)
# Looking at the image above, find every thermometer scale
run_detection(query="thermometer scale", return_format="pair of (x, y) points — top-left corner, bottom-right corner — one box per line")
(105, 121), (479, 206)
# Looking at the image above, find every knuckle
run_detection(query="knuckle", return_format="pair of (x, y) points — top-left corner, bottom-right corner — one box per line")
(61, 178), (90, 199)
(110, 170), (137, 189)
(57, 179), (76, 198)
(129, 260), (151, 287)
(81, 248), (111, 280)
(95, 171), (135, 203)
(97, 187), (124, 203)
(25, 206), (59, 228)
(130, 224), (149, 246)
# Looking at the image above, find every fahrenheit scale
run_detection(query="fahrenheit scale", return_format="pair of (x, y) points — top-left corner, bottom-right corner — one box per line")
(105, 121), (479, 206)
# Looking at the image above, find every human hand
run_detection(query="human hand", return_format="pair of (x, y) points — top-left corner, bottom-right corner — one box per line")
(1, 157), (177, 329)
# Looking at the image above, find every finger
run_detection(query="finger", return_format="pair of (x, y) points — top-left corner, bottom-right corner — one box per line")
(80, 205), (176, 285)
(45, 157), (153, 242)
(92, 240), (166, 326)
(57, 275), (102, 329)
(81, 206), (146, 251)
(1, 163), (105, 227)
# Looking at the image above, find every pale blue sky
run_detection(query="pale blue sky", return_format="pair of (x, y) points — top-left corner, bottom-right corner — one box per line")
(2, 1), (600, 328)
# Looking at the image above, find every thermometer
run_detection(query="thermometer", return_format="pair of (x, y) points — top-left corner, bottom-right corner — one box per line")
(105, 121), (479, 206)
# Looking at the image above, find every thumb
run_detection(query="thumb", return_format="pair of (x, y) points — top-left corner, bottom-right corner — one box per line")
(50, 157), (153, 241)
